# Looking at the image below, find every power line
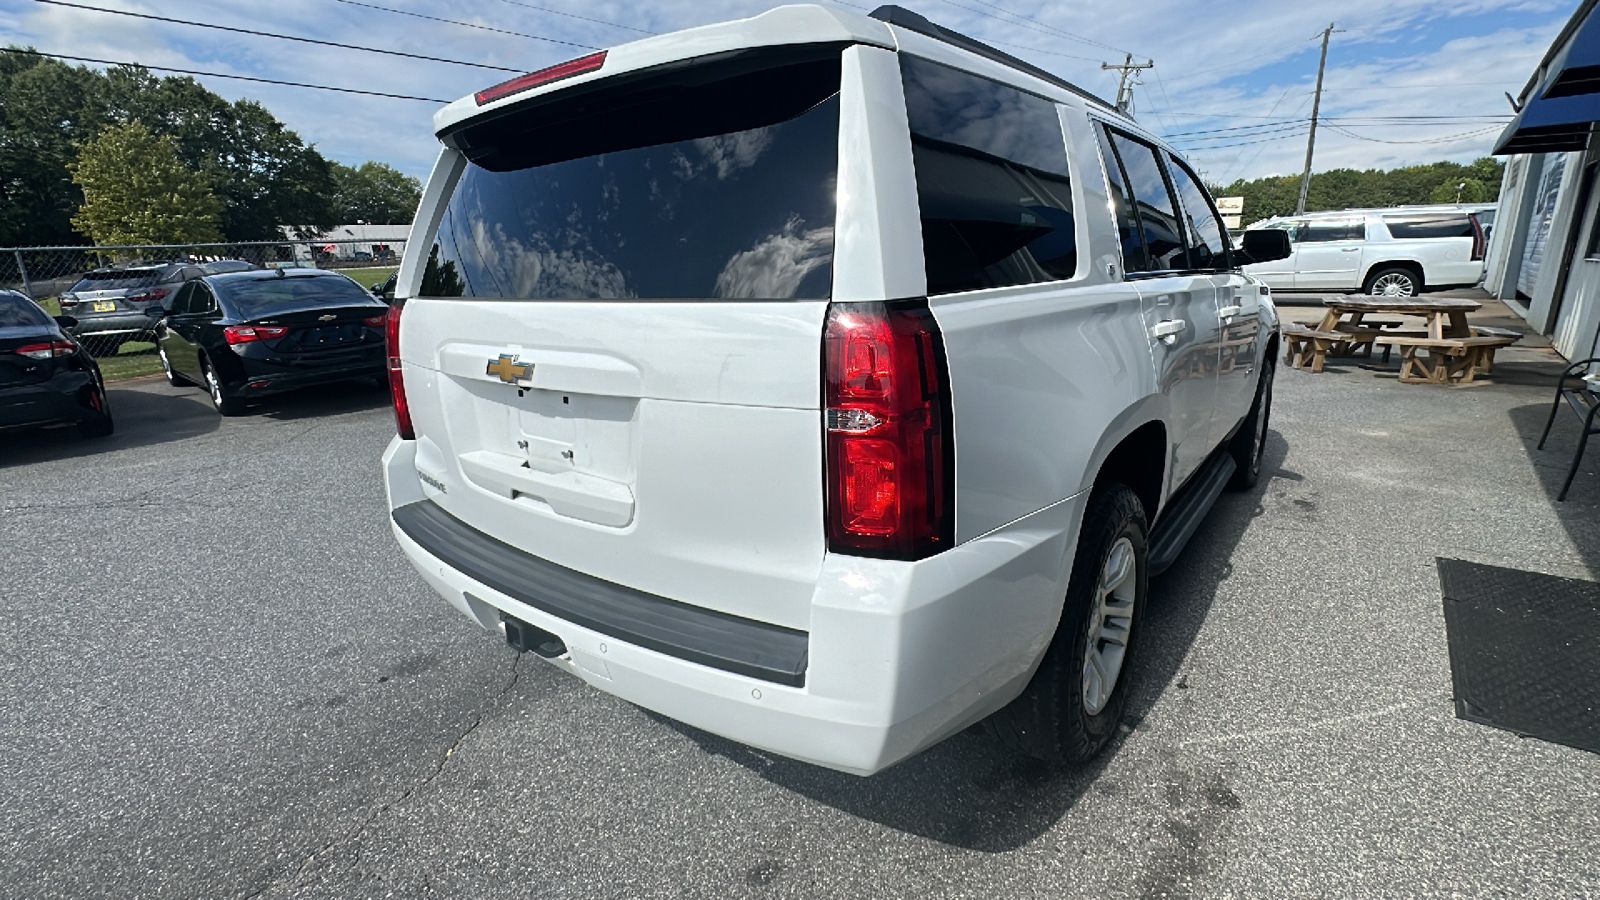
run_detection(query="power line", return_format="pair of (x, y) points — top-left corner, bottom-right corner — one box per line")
(1220, 87), (1311, 183)
(1174, 129), (1311, 151)
(1323, 124), (1503, 144)
(0, 47), (450, 102)
(332, 0), (600, 50)
(494, 0), (657, 36)
(984, 37), (1104, 63)
(945, 0), (1130, 54)
(34, 0), (521, 73)
(927, 0), (1135, 56)
(1161, 119), (1306, 137)
(1170, 122), (1311, 143)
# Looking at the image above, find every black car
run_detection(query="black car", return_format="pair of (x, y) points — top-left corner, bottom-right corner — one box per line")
(0, 290), (113, 438)
(152, 269), (390, 416)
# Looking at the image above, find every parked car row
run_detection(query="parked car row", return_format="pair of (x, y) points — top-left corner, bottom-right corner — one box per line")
(56, 259), (260, 353)
(1239, 204), (1497, 297)
(2, 268), (393, 440)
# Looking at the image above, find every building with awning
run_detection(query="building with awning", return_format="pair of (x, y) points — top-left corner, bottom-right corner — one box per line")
(1486, 0), (1600, 360)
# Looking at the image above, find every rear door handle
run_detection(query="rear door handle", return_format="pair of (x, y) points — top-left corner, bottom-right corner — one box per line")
(1341, 247), (1360, 252)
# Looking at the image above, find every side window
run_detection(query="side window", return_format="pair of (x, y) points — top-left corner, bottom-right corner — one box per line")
(183, 266), (204, 281)
(1301, 219), (1362, 243)
(1383, 214), (1473, 239)
(1093, 124), (1148, 273)
(169, 283), (196, 315)
(1164, 155), (1228, 270)
(900, 56), (1078, 295)
(192, 283), (218, 315)
(1107, 131), (1189, 272)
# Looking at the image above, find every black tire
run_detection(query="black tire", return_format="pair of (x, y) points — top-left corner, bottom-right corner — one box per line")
(159, 345), (186, 387)
(77, 384), (114, 438)
(1227, 358), (1274, 490)
(985, 484), (1148, 765)
(1364, 266), (1420, 297)
(201, 358), (243, 416)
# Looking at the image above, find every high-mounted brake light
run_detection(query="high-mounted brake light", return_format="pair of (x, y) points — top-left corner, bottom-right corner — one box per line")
(823, 301), (954, 560)
(474, 51), (607, 106)
(223, 325), (289, 344)
(386, 300), (414, 440)
(15, 340), (75, 359)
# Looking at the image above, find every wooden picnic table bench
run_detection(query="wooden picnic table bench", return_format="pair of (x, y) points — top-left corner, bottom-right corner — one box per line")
(1282, 296), (1521, 383)
(1371, 333), (1521, 384)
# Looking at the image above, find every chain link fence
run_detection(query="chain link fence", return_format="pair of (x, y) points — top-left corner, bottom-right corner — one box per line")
(0, 238), (407, 365)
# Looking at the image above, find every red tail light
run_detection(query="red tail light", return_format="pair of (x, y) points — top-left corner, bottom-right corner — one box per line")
(15, 340), (75, 359)
(823, 301), (954, 560)
(474, 51), (606, 106)
(386, 300), (414, 440)
(126, 287), (170, 302)
(364, 314), (386, 327)
(223, 325), (289, 344)
(1470, 216), (1486, 261)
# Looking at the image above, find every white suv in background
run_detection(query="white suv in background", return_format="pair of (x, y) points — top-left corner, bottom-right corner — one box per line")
(1241, 205), (1494, 296)
(380, 4), (1290, 775)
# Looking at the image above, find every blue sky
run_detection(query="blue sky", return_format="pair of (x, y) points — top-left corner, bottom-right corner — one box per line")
(0, 0), (1573, 185)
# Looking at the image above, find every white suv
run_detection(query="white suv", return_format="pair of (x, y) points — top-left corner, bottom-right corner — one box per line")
(381, 4), (1287, 775)
(1241, 205), (1494, 297)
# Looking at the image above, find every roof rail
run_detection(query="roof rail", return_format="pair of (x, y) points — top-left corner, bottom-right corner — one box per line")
(868, 5), (1120, 113)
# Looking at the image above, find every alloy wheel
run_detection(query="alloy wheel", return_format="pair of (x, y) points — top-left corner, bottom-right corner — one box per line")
(1371, 273), (1416, 297)
(1082, 536), (1137, 715)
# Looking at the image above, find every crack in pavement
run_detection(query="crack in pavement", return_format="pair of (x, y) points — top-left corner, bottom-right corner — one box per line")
(238, 652), (524, 900)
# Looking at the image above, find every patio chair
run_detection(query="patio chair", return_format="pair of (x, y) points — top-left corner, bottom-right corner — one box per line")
(1536, 357), (1600, 501)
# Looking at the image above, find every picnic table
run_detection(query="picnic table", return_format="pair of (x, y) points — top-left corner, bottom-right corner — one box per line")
(1280, 297), (1520, 384)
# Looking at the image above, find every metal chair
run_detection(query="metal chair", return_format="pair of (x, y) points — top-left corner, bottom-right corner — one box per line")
(1537, 357), (1600, 501)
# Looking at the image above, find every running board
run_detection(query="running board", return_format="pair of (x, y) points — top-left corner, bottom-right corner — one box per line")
(1148, 452), (1236, 576)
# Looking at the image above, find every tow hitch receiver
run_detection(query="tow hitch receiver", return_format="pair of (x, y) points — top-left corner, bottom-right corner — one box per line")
(500, 611), (567, 659)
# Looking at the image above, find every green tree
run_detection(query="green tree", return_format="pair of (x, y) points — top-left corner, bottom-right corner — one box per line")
(1212, 157), (1506, 226)
(0, 51), (108, 245)
(69, 121), (222, 245)
(329, 160), (421, 224)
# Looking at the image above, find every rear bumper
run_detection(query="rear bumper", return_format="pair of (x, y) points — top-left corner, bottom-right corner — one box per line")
(230, 352), (384, 397)
(0, 371), (96, 430)
(383, 437), (1085, 775)
(67, 313), (157, 337)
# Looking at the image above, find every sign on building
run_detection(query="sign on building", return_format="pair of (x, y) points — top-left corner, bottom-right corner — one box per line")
(1215, 196), (1244, 231)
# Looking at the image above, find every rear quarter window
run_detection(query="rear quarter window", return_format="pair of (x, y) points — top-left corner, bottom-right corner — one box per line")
(1383, 214), (1473, 239)
(0, 292), (52, 328)
(901, 55), (1077, 295)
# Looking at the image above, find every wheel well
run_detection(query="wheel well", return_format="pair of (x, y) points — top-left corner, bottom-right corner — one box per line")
(1364, 260), (1424, 291)
(1264, 332), (1279, 367)
(1094, 421), (1166, 522)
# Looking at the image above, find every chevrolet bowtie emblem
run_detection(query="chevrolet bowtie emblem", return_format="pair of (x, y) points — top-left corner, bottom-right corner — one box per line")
(318, 314), (336, 322)
(486, 353), (533, 384)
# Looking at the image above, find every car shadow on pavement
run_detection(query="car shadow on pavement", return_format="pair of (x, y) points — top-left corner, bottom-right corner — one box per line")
(249, 380), (391, 421)
(654, 433), (1290, 852)
(0, 381), (218, 468)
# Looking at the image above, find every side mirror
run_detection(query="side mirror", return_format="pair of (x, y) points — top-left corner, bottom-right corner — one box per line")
(144, 306), (167, 318)
(1238, 229), (1292, 265)
(53, 314), (77, 329)
(370, 282), (385, 294)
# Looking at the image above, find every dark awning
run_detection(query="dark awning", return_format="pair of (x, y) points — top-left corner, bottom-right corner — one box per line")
(1495, 0), (1600, 154)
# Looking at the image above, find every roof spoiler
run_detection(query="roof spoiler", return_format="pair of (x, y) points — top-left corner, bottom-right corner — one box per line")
(868, 5), (1120, 113)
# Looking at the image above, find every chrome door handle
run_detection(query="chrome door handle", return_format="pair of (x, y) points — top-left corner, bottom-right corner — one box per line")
(1218, 305), (1242, 318)
(1341, 247), (1360, 252)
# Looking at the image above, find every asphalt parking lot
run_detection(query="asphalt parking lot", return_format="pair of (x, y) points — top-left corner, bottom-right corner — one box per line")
(4, 339), (1599, 899)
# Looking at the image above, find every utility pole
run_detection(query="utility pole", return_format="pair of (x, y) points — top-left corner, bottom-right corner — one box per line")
(1296, 23), (1340, 215)
(1101, 53), (1154, 115)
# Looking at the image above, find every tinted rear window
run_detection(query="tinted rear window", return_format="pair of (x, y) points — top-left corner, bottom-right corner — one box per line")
(0, 292), (53, 328)
(218, 275), (380, 319)
(68, 271), (161, 291)
(424, 50), (841, 300)
(1384, 214), (1473, 239)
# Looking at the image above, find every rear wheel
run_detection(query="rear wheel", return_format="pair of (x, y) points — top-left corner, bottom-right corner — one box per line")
(77, 382), (114, 438)
(1227, 359), (1274, 490)
(1365, 267), (1419, 297)
(202, 358), (243, 416)
(985, 484), (1148, 765)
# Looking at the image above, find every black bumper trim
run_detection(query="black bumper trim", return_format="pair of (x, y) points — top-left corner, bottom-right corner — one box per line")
(392, 500), (809, 686)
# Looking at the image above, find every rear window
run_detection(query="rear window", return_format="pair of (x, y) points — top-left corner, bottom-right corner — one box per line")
(67, 271), (161, 292)
(423, 49), (842, 300)
(0, 292), (53, 328)
(1384, 214), (1473, 239)
(218, 275), (380, 319)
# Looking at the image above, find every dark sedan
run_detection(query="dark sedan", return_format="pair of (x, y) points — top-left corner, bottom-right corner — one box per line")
(152, 270), (389, 416)
(0, 290), (113, 438)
